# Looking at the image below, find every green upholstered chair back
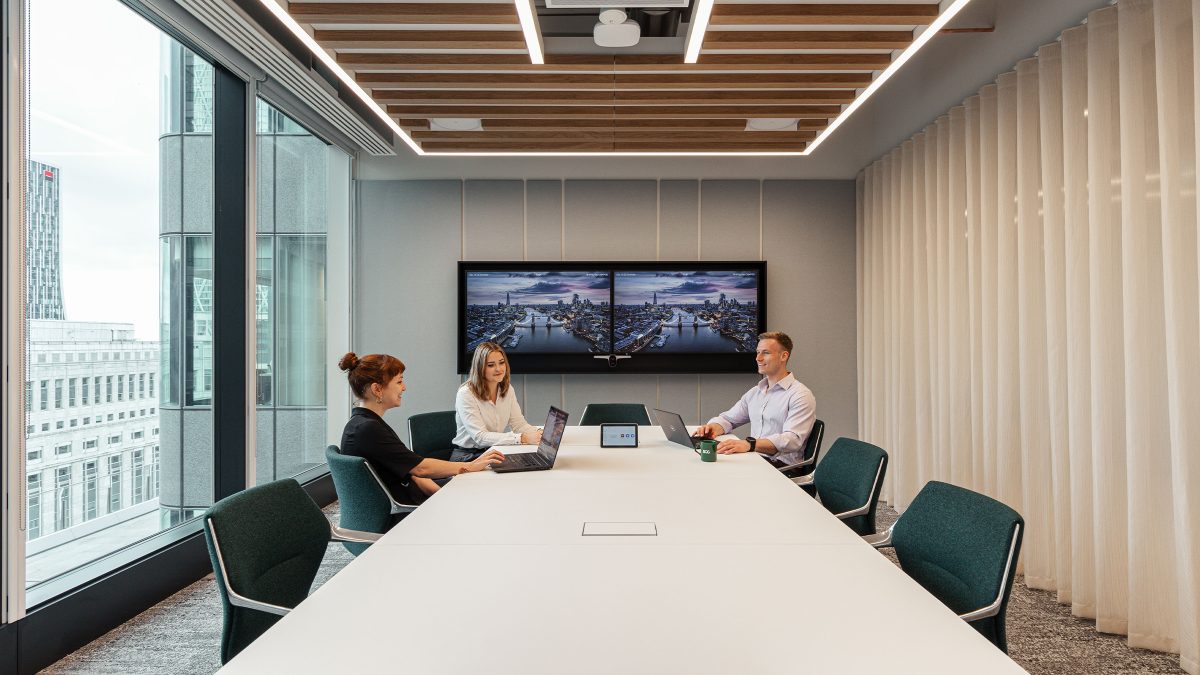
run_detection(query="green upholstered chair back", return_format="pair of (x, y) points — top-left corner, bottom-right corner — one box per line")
(892, 481), (1024, 653)
(578, 403), (652, 426)
(324, 445), (391, 556)
(797, 418), (826, 476)
(812, 437), (888, 535)
(407, 410), (457, 460)
(203, 479), (331, 664)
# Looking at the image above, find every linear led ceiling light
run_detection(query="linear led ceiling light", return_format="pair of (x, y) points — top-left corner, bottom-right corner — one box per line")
(515, 0), (545, 65)
(802, 0), (973, 156)
(254, 0), (424, 155)
(683, 0), (715, 64)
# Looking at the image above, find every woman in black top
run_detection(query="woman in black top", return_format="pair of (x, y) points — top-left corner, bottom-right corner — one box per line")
(338, 352), (504, 505)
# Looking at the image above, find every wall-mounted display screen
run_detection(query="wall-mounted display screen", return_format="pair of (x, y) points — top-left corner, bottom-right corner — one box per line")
(464, 270), (612, 354)
(613, 270), (760, 355)
(458, 262), (766, 374)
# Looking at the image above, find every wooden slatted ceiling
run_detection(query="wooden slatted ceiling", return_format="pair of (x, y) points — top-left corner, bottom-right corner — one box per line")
(286, 1), (944, 154)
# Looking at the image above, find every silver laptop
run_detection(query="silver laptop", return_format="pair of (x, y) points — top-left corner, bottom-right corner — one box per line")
(653, 408), (709, 450)
(490, 406), (569, 473)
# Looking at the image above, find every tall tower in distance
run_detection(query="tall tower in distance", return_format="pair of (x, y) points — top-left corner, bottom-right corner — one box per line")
(506, 291), (510, 306)
(26, 160), (66, 319)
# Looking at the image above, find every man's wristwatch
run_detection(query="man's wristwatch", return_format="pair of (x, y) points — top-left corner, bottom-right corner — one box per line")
(746, 437), (757, 452)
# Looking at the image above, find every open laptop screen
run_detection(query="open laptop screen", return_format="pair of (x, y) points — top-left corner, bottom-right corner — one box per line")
(537, 406), (569, 460)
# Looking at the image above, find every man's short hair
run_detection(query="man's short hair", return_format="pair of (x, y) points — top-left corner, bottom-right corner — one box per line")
(757, 331), (793, 354)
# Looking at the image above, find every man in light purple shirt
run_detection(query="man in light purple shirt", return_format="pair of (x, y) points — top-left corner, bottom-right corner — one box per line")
(697, 331), (816, 469)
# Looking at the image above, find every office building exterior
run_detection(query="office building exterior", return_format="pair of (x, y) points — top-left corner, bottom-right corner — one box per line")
(25, 160), (64, 320)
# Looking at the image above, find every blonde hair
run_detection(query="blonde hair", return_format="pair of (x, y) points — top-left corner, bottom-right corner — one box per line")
(467, 342), (511, 401)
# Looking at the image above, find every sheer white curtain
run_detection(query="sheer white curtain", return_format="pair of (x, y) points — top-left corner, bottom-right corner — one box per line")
(857, 1), (1200, 670)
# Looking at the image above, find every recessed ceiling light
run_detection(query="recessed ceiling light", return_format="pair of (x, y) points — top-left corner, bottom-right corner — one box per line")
(514, 0), (545, 65)
(430, 119), (484, 132)
(746, 119), (799, 132)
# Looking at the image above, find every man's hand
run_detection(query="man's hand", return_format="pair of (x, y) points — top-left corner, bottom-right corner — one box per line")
(716, 439), (753, 454)
(697, 423), (725, 439)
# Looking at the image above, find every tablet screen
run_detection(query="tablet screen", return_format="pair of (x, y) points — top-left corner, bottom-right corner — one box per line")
(601, 424), (638, 447)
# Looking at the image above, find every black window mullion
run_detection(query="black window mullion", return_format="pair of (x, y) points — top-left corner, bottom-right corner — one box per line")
(212, 65), (247, 501)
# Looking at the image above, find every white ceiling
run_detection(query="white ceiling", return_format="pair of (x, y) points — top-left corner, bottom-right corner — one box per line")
(358, 0), (1114, 180)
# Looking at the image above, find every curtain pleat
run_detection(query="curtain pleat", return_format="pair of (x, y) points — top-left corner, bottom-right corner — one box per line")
(1061, 22), (1098, 621)
(1086, 5), (1130, 637)
(1015, 57), (1053, 589)
(1036, 39), (1074, 603)
(854, 0), (1199, 669)
(1164, 2), (1200, 668)
(1118, 0), (1179, 652)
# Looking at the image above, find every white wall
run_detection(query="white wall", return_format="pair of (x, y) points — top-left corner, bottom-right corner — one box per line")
(353, 179), (858, 449)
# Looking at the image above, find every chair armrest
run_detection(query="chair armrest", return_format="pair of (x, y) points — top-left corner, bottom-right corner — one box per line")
(791, 474), (814, 487)
(362, 462), (420, 513)
(775, 454), (817, 473)
(862, 526), (893, 549)
(957, 523), (1022, 623)
(330, 524), (383, 544)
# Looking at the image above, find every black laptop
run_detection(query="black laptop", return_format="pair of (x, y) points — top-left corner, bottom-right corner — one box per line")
(653, 408), (710, 450)
(490, 406), (569, 473)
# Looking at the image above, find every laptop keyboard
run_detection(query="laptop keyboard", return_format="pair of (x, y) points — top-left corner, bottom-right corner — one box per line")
(500, 453), (547, 468)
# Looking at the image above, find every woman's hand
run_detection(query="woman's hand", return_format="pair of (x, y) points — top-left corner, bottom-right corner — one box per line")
(520, 429), (543, 445)
(465, 448), (506, 473)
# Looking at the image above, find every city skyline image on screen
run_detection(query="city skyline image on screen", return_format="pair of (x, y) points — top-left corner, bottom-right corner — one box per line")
(465, 271), (612, 354)
(614, 271), (759, 355)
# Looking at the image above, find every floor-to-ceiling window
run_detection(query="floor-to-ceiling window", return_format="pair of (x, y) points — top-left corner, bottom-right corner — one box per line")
(254, 99), (349, 483)
(23, 0), (212, 603)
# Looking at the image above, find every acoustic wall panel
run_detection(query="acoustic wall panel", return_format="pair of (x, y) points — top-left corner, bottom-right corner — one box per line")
(464, 180), (524, 261)
(564, 180), (658, 261)
(564, 374), (659, 424)
(356, 180), (463, 435)
(700, 180), (762, 260)
(659, 180), (701, 261)
(658, 373), (701, 424)
(762, 180), (858, 443)
(525, 180), (564, 261)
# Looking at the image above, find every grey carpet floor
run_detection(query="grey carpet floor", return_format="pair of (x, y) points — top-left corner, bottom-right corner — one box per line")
(42, 503), (1185, 674)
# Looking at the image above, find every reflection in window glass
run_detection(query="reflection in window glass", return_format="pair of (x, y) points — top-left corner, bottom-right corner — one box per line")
(24, 0), (211, 598)
(255, 99), (343, 482)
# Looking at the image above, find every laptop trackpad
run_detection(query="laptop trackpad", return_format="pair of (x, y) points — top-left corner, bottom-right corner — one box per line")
(581, 522), (658, 536)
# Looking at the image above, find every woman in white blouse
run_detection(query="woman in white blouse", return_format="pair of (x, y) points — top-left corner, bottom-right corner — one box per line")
(451, 342), (543, 461)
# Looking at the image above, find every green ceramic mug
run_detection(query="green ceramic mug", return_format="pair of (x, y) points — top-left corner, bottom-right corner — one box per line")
(695, 439), (718, 462)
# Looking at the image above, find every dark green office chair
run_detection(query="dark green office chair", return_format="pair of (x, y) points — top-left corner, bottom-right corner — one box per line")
(793, 437), (888, 536)
(774, 419), (825, 486)
(407, 410), (457, 460)
(865, 480), (1024, 653)
(203, 478), (378, 664)
(324, 445), (419, 556)
(579, 403), (652, 426)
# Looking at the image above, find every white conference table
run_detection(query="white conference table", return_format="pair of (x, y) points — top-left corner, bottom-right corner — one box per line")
(220, 426), (1026, 674)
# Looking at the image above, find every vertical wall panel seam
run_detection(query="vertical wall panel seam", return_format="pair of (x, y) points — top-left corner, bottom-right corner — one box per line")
(759, 179), (764, 260)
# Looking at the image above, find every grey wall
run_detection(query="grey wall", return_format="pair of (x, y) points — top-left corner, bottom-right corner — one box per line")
(355, 179), (858, 448)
